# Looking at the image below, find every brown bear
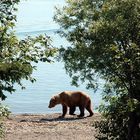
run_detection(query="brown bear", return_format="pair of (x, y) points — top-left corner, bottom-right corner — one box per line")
(48, 91), (94, 118)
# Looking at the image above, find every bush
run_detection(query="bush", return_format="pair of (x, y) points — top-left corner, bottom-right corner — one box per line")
(94, 95), (140, 140)
(0, 104), (11, 139)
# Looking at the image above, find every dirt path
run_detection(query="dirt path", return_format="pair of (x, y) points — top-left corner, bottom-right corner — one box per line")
(4, 113), (100, 140)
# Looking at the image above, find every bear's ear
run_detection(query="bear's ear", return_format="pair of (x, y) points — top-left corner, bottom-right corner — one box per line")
(52, 96), (55, 100)
(54, 95), (60, 100)
(52, 96), (57, 101)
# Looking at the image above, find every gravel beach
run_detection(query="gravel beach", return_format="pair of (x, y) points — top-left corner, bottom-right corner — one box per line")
(4, 113), (100, 140)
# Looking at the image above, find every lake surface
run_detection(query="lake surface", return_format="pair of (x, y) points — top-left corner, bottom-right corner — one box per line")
(3, 0), (102, 114)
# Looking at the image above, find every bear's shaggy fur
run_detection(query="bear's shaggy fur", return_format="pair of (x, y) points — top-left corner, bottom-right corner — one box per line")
(48, 91), (94, 118)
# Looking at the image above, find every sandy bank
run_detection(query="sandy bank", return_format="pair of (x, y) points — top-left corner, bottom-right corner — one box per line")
(4, 113), (101, 140)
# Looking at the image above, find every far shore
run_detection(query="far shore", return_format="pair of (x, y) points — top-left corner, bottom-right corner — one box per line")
(4, 113), (101, 140)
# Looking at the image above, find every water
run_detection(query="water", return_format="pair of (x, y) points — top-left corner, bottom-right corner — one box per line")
(3, 0), (102, 114)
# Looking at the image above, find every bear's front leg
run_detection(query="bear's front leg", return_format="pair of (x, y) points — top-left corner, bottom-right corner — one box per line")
(59, 104), (67, 118)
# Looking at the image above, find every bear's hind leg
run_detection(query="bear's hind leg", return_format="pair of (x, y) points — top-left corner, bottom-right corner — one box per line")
(86, 100), (94, 117)
(69, 106), (76, 115)
(78, 106), (85, 117)
(86, 106), (94, 117)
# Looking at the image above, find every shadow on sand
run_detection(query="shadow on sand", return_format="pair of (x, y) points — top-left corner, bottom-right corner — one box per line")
(40, 116), (86, 122)
(19, 115), (86, 123)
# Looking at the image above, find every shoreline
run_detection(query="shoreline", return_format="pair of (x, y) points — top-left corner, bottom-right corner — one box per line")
(4, 113), (101, 140)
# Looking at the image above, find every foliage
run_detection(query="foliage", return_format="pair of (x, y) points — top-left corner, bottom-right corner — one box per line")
(0, 0), (57, 100)
(54, 0), (140, 139)
(0, 104), (10, 139)
(94, 96), (140, 140)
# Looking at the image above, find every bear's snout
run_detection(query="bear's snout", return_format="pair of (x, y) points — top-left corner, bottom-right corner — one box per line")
(48, 103), (55, 108)
(48, 104), (52, 108)
(48, 105), (52, 108)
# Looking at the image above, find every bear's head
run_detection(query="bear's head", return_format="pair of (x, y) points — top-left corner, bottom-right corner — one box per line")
(48, 95), (60, 108)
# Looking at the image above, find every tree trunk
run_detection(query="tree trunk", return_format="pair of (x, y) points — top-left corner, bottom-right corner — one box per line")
(127, 105), (140, 140)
